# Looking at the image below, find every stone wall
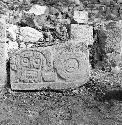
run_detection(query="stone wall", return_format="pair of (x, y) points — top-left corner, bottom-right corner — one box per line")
(0, 16), (6, 89)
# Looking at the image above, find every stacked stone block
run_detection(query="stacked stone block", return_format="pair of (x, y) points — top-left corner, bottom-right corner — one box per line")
(0, 16), (6, 89)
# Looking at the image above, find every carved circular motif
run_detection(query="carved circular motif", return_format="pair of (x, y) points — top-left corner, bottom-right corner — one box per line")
(54, 52), (89, 82)
(64, 58), (79, 73)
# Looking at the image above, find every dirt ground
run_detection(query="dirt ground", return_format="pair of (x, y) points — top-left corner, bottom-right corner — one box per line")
(0, 86), (122, 125)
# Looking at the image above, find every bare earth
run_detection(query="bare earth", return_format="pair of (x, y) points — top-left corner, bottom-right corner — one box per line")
(0, 86), (122, 125)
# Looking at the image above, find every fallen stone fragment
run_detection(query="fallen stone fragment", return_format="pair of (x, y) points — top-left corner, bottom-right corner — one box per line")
(24, 4), (48, 16)
(19, 26), (43, 43)
(6, 24), (18, 41)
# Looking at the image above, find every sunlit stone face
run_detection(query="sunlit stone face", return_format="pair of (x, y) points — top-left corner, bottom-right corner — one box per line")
(20, 27), (43, 43)
(73, 10), (88, 24)
(24, 5), (48, 16)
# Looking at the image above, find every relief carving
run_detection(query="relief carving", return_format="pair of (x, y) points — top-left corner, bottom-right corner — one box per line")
(41, 69), (56, 82)
(41, 49), (52, 68)
(10, 49), (43, 83)
(53, 50), (90, 82)
(10, 42), (90, 89)
(41, 49), (56, 82)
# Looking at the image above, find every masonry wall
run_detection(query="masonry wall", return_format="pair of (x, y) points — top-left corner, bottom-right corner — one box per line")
(0, 16), (6, 89)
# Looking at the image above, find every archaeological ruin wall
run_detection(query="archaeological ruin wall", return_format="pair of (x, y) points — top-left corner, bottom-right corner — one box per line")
(0, 16), (6, 89)
(9, 24), (93, 90)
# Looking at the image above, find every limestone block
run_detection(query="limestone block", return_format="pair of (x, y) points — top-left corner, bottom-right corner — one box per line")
(0, 17), (6, 88)
(20, 27), (43, 43)
(6, 24), (18, 41)
(24, 5), (48, 16)
(0, 17), (6, 40)
(73, 10), (88, 24)
(70, 0), (81, 5)
(71, 24), (94, 45)
(53, 50), (90, 83)
(117, 20), (122, 48)
(10, 43), (90, 90)
(10, 49), (43, 84)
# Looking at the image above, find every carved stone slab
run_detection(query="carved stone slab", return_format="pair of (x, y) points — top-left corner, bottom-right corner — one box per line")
(0, 16), (6, 89)
(10, 43), (90, 90)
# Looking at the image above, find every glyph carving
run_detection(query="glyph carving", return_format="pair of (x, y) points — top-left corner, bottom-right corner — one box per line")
(53, 48), (90, 82)
(10, 42), (90, 89)
(41, 49), (56, 82)
(10, 49), (43, 83)
(10, 24), (92, 89)
(42, 69), (56, 82)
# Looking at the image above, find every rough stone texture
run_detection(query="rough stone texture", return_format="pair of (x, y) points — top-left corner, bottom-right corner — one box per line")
(10, 42), (90, 90)
(73, 10), (88, 24)
(9, 23), (94, 90)
(0, 16), (6, 89)
(71, 24), (94, 46)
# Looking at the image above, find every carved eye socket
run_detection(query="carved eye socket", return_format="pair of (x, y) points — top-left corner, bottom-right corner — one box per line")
(21, 57), (29, 67)
(34, 58), (40, 64)
(33, 58), (41, 69)
(23, 58), (28, 63)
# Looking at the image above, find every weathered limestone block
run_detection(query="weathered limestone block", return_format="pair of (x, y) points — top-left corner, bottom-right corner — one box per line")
(10, 49), (42, 83)
(117, 20), (122, 53)
(10, 23), (93, 90)
(10, 47), (55, 90)
(71, 24), (94, 46)
(19, 27), (43, 43)
(53, 42), (90, 85)
(24, 5), (48, 16)
(10, 42), (90, 90)
(6, 24), (18, 41)
(53, 50), (89, 82)
(73, 10), (88, 24)
(0, 16), (6, 88)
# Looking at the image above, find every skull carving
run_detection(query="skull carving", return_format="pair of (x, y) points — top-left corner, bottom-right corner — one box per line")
(10, 49), (43, 83)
